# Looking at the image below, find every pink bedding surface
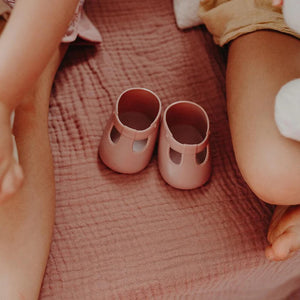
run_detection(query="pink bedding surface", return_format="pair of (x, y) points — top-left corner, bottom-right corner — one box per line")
(40, 0), (300, 298)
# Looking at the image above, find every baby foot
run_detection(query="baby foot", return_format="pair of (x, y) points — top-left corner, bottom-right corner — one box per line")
(266, 205), (300, 261)
(0, 103), (23, 202)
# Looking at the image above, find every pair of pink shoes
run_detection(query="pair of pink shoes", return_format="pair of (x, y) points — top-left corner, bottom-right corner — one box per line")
(99, 88), (211, 189)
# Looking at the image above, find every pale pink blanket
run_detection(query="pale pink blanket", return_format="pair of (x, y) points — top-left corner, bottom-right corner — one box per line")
(40, 0), (300, 298)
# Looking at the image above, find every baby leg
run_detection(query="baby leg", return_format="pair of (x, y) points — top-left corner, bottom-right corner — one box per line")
(0, 17), (23, 202)
(0, 42), (68, 298)
(226, 30), (300, 261)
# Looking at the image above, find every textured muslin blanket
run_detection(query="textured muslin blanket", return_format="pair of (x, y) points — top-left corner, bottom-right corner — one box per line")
(40, 0), (300, 299)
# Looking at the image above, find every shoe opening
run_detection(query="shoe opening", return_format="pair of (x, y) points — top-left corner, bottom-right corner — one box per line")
(166, 102), (208, 145)
(110, 126), (121, 143)
(196, 147), (207, 164)
(169, 148), (182, 164)
(118, 89), (160, 130)
(133, 139), (148, 152)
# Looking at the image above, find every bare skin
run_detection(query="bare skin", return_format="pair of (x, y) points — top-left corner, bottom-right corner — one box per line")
(0, 0), (79, 201)
(0, 17), (69, 298)
(266, 205), (300, 260)
(226, 30), (300, 261)
(0, 6), (297, 300)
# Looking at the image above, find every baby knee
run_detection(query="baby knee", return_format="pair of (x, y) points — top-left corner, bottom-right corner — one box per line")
(237, 147), (300, 206)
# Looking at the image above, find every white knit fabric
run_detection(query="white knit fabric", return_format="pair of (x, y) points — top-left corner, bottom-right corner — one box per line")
(274, 1), (300, 142)
(275, 79), (300, 142)
(283, 0), (300, 33)
(173, 0), (202, 29)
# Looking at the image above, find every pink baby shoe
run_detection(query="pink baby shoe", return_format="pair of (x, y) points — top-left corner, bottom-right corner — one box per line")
(99, 88), (161, 174)
(158, 101), (211, 189)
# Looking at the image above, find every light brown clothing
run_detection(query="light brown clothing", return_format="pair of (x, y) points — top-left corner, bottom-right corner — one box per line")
(199, 0), (300, 46)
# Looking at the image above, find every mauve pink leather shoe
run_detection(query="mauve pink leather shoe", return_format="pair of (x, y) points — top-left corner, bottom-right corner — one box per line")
(158, 101), (211, 189)
(99, 88), (161, 174)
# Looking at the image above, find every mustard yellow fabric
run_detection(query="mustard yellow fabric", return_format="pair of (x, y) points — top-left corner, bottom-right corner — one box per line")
(199, 0), (300, 46)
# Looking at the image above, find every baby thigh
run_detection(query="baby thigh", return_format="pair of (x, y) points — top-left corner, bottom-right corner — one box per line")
(0, 17), (69, 300)
(226, 30), (300, 205)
